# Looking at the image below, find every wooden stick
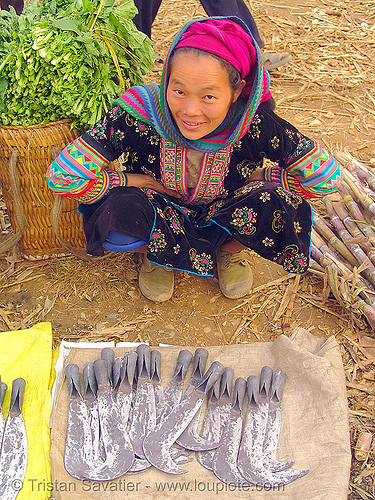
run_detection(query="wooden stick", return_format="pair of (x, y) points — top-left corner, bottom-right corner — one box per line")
(281, 274), (301, 328)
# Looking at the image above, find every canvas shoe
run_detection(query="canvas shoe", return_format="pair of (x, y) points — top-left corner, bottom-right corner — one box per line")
(139, 256), (174, 302)
(216, 249), (253, 299)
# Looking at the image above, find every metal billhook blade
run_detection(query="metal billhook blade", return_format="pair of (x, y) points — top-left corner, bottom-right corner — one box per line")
(101, 348), (115, 386)
(128, 344), (156, 459)
(75, 358), (135, 481)
(238, 372), (309, 487)
(212, 377), (251, 488)
(117, 351), (137, 428)
(177, 348), (218, 450)
(156, 349), (193, 424)
(82, 362), (104, 465)
(262, 370), (294, 472)
(143, 361), (224, 475)
(196, 367), (234, 471)
(195, 377), (222, 470)
(64, 364), (93, 480)
(0, 378), (27, 500)
(150, 350), (164, 420)
(0, 377), (8, 444)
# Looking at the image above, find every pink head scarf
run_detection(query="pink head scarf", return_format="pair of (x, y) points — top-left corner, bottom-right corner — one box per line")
(174, 18), (271, 100)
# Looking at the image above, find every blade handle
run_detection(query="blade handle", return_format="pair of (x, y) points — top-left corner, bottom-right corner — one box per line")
(270, 369), (286, 403)
(125, 350), (138, 386)
(191, 348), (209, 381)
(101, 348), (114, 384)
(232, 377), (247, 410)
(246, 375), (260, 407)
(83, 362), (98, 398)
(112, 357), (123, 391)
(196, 361), (224, 394)
(208, 376), (221, 403)
(150, 350), (162, 383)
(9, 377), (26, 417)
(173, 349), (193, 382)
(136, 344), (151, 379)
(94, 359), (110, 388)
(65, 364), (82, 399)
(219, 367), (234, 400)
(0, 379), (7, 407)
(259, 366), (273, 399)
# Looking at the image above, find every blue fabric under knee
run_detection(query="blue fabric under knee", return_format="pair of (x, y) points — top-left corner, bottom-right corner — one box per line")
(103, 231), (148, 252)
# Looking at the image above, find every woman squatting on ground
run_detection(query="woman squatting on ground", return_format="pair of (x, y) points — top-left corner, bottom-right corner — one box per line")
(46, 17), (342, 302)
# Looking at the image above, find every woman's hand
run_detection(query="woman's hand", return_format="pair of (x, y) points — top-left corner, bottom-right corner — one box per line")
(246, 168), (264, 182)
(126, 173), (181, 198)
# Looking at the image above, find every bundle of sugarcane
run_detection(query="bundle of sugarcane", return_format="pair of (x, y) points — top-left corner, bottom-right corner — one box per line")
(310, 151), (375, 330)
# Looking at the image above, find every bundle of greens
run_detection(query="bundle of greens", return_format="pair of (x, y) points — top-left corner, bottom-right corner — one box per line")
(0, 0), (154, 131)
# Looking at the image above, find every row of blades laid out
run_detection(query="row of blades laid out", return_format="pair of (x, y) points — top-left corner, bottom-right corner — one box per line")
(64, 345), (308, 487)
(0, 377), (27, 500)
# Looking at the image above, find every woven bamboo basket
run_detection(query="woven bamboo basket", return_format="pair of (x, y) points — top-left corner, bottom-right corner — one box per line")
(0, 120), (87, 259)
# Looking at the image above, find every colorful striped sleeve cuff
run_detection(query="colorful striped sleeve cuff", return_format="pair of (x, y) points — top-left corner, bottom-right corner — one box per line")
(46, 137), (127, 203)
(263, 142), (342, 198)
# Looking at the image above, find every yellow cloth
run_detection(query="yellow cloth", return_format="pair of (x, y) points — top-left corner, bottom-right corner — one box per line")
(0, 322), (53, 500)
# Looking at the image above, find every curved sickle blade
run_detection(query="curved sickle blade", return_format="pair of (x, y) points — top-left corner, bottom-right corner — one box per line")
(238, 372), (309, 487)
(117, 351), (137, 428)
(0, 378), (27, 500)
(0, 378), (8, 445)
(75, 359), (135, 481)
(127, 447), (192, 474)
(150, 350), (164, 422)
(64, 365), (94, 480)
(156, 349), (193, 425)
(143, 361), (224, 474)
(83, 362), (104, 464)
(263, 370), (294, 472)
(128, 345), (156, 459)
(177, 348), (221, 451)
(195, 379), (221, 469)
(212, 377), (251, 487)
(196, 367), (234, 470)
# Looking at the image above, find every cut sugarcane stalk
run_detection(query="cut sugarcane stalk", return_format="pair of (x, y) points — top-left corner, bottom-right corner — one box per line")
(334, 150), (375, 193)
(343, 171), (375, 220)
(339, 183), (375, 241)
(311, 242), (374, 303)
(324, 198), (375, 287)
(313, 212), (358, 267)
(311, 230), (354, 271)
(332, 201), (375, 257)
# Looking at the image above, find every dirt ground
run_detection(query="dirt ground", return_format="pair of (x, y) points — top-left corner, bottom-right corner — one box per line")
(0, 0), (375, 498)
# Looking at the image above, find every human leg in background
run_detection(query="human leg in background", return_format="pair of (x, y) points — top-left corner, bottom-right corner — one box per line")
(199, 0), (264, 48)
(199, 0), (291, 70)
(133, 0), (164, 71)
(0, 0), (23, 14)
(133, 0), (163, 38)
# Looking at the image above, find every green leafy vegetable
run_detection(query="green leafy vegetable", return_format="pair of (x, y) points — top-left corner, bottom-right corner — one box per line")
(0, 0), (154, 131)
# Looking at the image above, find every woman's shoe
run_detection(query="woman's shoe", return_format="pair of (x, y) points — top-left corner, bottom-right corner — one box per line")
(151, 53), (164, 72)
(216, 249), (253, 299)
(139, 256), (174, 302)
(261, 52), (291, 71)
